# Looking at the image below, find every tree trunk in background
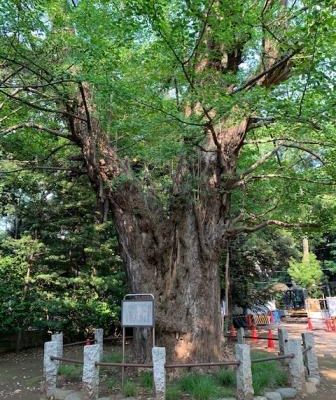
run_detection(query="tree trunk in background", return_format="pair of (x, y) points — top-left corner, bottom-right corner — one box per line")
(303, 237), (309, 262)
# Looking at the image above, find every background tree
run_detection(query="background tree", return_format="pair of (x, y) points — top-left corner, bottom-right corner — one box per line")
(0, 165), (125, 342)
(228, 229), (300, 310)
(0, 0), (335, 361)
(288, 253), (323, 295)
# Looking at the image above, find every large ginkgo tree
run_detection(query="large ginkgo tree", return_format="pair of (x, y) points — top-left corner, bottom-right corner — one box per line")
(0, 0), (335, 361)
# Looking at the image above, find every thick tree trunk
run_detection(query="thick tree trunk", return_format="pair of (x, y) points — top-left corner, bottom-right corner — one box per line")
(67, 86), (230, 362)
(112, 202), (224, 362)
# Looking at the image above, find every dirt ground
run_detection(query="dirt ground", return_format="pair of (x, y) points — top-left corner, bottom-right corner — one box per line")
(0, 323), (335, 400)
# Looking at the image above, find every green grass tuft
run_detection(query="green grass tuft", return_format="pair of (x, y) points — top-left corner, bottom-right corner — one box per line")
(215, 368), (236, 386)
(102, 352), (123, 363)
(138, 371), (153, 389)
(58, 364), (82, 380)
(122, 380), (137, 397)
(166, 385), (182, 400)
(178, 373), (219, 400)
(106, 377), (118, 390)
(251, 350), (289, 395)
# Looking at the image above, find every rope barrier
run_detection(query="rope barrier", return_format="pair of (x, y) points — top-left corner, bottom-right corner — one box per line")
(251, 353), (294, 364)
(63, 339), (95, 348)
(95, 360), (240, 369)
(165, 360), (240, 369)
(224, 334), (280, 341)
(50, 356), (84, 365)
(96, 361), (153, 368)
(63, 336), (132, 347)
(302, 346), (312, 355)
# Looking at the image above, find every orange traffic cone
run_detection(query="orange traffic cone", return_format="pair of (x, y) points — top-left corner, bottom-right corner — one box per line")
(267, 329), (275, 350)
(331, 319), (336, 332)
(324, 318), (331, 332)
(307, 318), (313, 331)
(230, 325), (237, 339)
(251, 325), (258, 342)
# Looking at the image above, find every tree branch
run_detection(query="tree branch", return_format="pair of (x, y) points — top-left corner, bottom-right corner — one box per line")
(243, 174), (334, 186)
(280, 142), (324, 164)
(0, 88), (87, 122)
(227, 219), (318, 236)
(232, 49), (299, 94)
(234, 145), (281, 182)
(184, 0), (216, 65)
(244, 137), (334, 147)
(0, 166), (74, 175)
(0, 123), (72, 140)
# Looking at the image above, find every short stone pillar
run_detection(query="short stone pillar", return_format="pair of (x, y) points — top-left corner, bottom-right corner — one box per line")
(302, 332), (319, 380)
(43, 340), (58, 398)
(83, 344), (100, 400)
(235, 344), (254, 400)
(287, 339), (306, 392)
(237, 327), (245, 344)
(94, 328), (104, 360)
(52, 332), (63, 364)
(152, 347), (166, 400)
(278, 327), (289, 364)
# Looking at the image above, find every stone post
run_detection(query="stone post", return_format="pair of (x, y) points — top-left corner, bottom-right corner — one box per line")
(83, 344), (100, 400)
(237, 327), (245, 344)
(278, 327), (289, 355)
(287, 339), (306, 392)
(302, 332), (320, 381)
(43, 340), (58, 398)
(51, 332), (63, 368)
(94, 328), (104, 360)
(235, 344), (254, 400)
(152, 347), (166, 400)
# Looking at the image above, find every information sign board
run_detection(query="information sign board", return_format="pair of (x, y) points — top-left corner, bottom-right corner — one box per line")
(121, 300), (154, 327)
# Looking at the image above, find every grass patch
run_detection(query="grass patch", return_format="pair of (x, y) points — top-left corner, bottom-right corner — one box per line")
(251, 351), (289, 395)
(106, 377), (118, 390)
(215, 368), (236, 386)
(178, 373), (220, 400)
(164, 353), (288, 399)
(58, 364), (82, 380)
(166, 385), (182, 400)
(138, 371), (153, 389)
(102, 352), (123, 363)
(122, 380), (137, 397)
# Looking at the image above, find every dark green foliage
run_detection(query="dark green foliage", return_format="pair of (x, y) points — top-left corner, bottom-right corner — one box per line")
(227, 229), (300, 308)
(0, 173), (125, 337)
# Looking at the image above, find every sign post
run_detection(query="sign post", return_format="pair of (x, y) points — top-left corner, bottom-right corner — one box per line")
(121, 293), (155, 386)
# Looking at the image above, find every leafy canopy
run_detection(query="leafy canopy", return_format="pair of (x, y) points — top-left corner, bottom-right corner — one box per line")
(288, 252), (323, 291)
